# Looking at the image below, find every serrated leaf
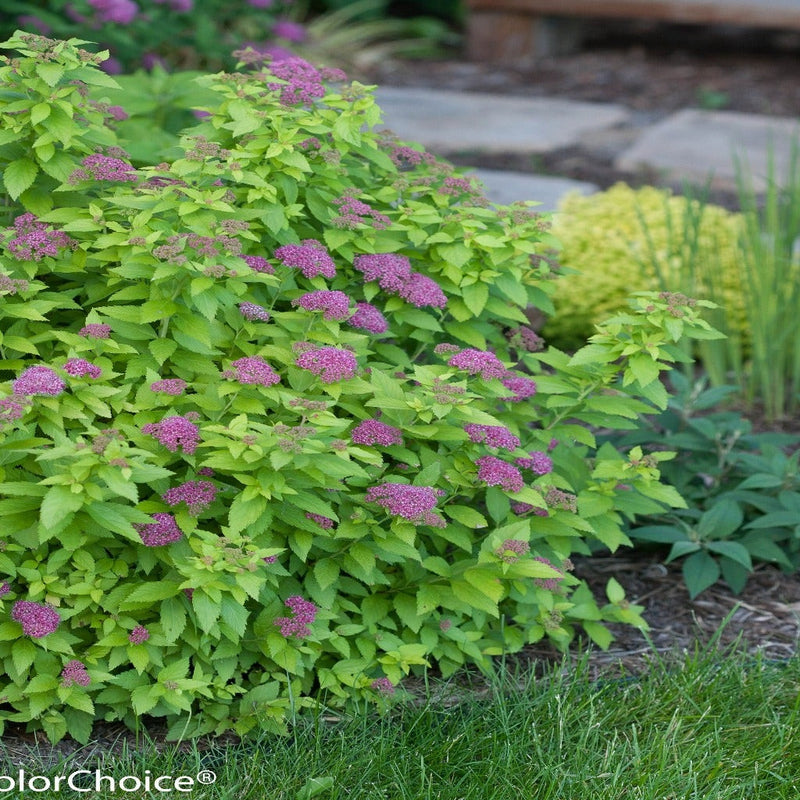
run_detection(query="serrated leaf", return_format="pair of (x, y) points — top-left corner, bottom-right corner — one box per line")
(120, 581), (180, 608)
(4, 158), (38, 201)
(40, 486), (83, 529)
(461, 282), (489, 316)
(12, 639), (37, 675)
(314, 559), (340, 590)
(446, 505), (488, 529)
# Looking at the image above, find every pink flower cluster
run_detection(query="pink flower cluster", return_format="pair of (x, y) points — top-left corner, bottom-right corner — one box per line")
(273, 19), (306, 42)
(7, 213), (76, 262)
(494, 539), (530, 563)
(306, 512), (335, 529)
(500, 375), (537, 402)
(476, 456), (524, 493)
(150, 378), (187, 396)
(348, 302), (388, 334)
(128, 625), (150, 644)
(366, 483), (445, 527)
(371, 677), (395, 695)
(447, 349), (506, 379)
(61, 660), (91, 687)
(352, 253), (446, 309)
(0, 273), (29, 294)
(13, 365), (65, 396)
(11, 601), (60, 638)
(266, 57), (326, 106)
(162, 481), (217, 515)
(512, 502), (548, 517)
(545, 487), (578, 513)
(134, 513), (183, 546)
(275, 240), (336, 279)
(533, 556), (564, 591)
(69, 153), (138, 183)
(226, 357), (281, 387)
(332, 193), (390, 230)
(295, 346), (358, 383)
(0, 395), (31, 427)
(464, 424), (520, 451)
(275, 595), (318, 638)
(64, 358), (101, 379)
(516, 451), (553, 475)
(242, 255), (275, 274)
(88, 0), (138, 24)
(142, 415), (200, 454)
(351, 419), (403, 447)
(79, 323), (111, 339)
(293, 290), (351, 321)
(239, 302), (271, 321)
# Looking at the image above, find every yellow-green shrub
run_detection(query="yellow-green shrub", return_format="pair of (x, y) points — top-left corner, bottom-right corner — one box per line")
(543, 183), (745, 352)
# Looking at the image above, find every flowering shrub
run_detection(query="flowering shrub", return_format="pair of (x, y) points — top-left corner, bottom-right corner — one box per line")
(0, 32), (720, 743)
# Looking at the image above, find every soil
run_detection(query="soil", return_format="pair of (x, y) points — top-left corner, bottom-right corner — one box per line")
(367, 22), (800, 207)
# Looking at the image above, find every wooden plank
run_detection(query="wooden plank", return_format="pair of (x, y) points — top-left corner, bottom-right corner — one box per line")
(466, 0), (800, 29)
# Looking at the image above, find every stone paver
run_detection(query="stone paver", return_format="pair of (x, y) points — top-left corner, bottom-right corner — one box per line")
(471, 169), (597, 210)
(374, 87), (631, 154)
(616, 109), (800, 190)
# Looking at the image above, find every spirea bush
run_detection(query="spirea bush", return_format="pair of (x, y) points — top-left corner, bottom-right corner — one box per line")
(0, 32), (718, 742)
(544, 183), (745, 351)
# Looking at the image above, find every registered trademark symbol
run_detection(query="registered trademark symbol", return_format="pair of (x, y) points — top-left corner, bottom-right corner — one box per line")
(197, 770), (217, 785)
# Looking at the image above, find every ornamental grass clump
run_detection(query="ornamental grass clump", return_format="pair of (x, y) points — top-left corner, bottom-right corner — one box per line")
(0, 32), (720, 743)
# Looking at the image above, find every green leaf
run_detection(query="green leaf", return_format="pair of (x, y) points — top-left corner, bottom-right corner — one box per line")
(705, 541), (752, 570)
(665, 541), (701, 562)
(40, 486), (83, 529)
(461, 283), (489, 316)
(627, 353), (660, 387)
(36, 63), (65, 87)
(120, 581), (180, 609)
(605, 577), (625, 604)
(12, 639), (36, 675)
(30, 102), (51, 126)
(682, 550), (721, 598)
(696, 499), (744, 540)
(4, 158), (38, 201)
(314, 559), (340, 591)
(446, 505), (488, 529)
(192, 592), (221, 632)
(485, 486), (510, 524)
(149, 339), (177, 365)
(296, 776), (335, 800)
(582, 620), (613, 650)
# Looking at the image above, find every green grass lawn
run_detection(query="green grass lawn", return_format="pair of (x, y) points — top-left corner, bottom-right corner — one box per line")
(3, 642), (799, 799)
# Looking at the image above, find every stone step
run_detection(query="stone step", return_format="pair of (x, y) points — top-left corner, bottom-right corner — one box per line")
(374, 86), (631, 154)
(615, 109), (800, 190)
(469, 168), (598, 210)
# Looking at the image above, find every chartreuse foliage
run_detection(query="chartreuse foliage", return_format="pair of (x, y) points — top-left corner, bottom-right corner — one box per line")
(544, 183), (745, 356)
(0, 32), (719, 742)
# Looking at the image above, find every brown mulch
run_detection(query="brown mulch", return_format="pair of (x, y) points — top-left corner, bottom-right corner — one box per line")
(521, 553), (800, 682)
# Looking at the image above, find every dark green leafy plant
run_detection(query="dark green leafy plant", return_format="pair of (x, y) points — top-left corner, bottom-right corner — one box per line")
(604, 372), (800, 598)
(0, 32), (718, 743)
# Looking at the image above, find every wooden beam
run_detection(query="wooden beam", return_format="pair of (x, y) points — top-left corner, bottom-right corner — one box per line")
(466, 0), (800, 29)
